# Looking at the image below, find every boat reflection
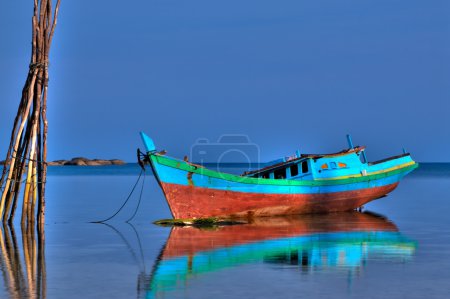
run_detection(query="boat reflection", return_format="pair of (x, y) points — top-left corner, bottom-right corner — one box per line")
(0, 223), (46, 299)
(147, 212), (416, 298)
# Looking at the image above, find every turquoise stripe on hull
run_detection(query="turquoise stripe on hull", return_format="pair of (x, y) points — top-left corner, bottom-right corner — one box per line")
(151, 156), (416, 195)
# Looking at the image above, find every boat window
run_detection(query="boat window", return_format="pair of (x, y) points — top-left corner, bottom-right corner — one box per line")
(261, 172), (270, 179)
(321, 163), (328, 170)
(338, 162), (347, 168)
(330, 162), (337, 169)
(302, 161), (309, 173)
(290, 164), (299, 177)
(274, 168), (286, 179)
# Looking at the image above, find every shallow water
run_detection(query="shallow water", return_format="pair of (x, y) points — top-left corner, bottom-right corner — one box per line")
(1, 163), (450, 298)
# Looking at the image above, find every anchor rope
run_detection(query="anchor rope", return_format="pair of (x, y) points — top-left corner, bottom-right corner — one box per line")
(126, 170), (146, 223)
(90, 169), (144, 223)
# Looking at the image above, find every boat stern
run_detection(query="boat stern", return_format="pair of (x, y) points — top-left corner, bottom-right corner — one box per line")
(367, 153), (418, 179)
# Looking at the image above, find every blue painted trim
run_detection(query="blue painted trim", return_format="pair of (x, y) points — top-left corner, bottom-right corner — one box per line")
(140, 132), (156, 152)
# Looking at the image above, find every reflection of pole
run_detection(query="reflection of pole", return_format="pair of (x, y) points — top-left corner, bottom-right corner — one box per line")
(22, 222), (34, 298)
(0, 223), (46, 299)
(37, 224), (47, 299)
(9, 224), (28, 298)
(0, 224), (28, 298)
(0, 224), (21, 298)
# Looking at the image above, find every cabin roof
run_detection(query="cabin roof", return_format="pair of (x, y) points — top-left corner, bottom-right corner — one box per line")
(300, 146), (365, 159)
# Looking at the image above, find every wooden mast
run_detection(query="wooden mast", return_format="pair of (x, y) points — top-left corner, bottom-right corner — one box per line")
(0, 0), (61, 228)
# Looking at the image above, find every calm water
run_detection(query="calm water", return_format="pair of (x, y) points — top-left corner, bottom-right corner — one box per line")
(1, 163), (450, 298)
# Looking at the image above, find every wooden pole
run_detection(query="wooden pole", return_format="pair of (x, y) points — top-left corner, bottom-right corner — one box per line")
(0, 0), (61, 225)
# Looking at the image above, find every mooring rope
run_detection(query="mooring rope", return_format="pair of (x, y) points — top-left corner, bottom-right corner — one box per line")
(90, 169), (144, 223)
(126, 170), (146, 223)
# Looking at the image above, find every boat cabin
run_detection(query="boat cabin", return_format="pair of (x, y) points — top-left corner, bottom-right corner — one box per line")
(244, 146), (368, 181)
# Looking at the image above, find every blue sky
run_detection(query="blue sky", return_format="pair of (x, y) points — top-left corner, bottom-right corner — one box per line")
(1, 0), (449, 162)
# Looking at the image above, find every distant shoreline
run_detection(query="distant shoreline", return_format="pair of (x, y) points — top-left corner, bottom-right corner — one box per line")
(0, 157), (126, 166)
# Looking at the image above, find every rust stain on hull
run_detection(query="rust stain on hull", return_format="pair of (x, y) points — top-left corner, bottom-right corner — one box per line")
(160, 182), (399, 219)
(186, 172), (194, 186)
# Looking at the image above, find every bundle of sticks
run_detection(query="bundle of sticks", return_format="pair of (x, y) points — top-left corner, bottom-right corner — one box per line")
(0, 0), (61, 227)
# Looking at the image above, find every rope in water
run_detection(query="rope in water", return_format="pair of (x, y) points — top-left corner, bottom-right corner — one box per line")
(91, 169), (144, 223)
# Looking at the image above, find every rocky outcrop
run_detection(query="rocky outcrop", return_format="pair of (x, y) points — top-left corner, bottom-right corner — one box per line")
(1, 158), (125, 166)
(47, 157), (126, 166)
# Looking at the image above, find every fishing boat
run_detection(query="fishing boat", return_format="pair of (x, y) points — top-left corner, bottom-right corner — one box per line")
(140, 132), (418, 219)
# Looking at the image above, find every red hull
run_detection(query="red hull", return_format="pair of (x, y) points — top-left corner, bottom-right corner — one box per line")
(160, 182), (399, 219)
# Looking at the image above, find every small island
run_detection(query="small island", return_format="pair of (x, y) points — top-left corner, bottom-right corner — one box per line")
(1, 157), (126, 166)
